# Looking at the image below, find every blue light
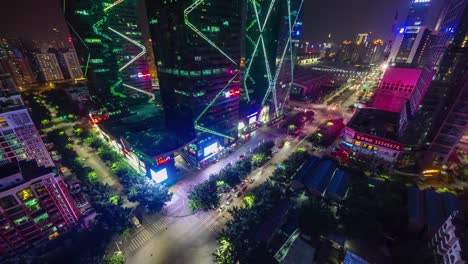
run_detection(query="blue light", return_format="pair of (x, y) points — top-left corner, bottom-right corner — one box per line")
(295, 31), (301, 36)
(399, 28), (405, 34)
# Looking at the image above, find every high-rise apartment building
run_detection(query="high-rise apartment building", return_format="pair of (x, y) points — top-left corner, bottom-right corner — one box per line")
(0, 162), (81, 258)
(145, 0), (242, 145)
(243, 0), (304, 123)
(61, 50), (84, 80)
(34, 53), (64, 82)
(64, 0), (153, 111)
(372, 66), (434, 115)
(388, 0), (431, 64)
(0, 67), (53, 168)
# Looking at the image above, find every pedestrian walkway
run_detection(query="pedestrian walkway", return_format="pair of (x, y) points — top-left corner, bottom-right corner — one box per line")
(125, 215), (175, 253)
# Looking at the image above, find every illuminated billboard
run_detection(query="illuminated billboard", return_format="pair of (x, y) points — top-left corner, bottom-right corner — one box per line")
(150, 168), (168, 183)
(203, 142), (219, 157)
(249, 115), (257, 124)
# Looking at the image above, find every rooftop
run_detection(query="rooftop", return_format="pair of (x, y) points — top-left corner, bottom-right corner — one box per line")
(99, 103), (194, 158)
(347, 108), (400, 141)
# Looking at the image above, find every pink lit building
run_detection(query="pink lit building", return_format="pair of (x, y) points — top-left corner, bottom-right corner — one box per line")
(372, 67), (434, 115)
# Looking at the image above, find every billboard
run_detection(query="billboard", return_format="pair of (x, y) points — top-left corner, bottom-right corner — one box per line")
(203, 142), (219, 157)
(150, 168), (168, 183)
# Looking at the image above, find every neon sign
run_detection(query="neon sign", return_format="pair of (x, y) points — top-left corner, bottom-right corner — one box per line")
(225, 89), (240, 98)
(156, 156), (171, 166)
(137, 72), (151, 79)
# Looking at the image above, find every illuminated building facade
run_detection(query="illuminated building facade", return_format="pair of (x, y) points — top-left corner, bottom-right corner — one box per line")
(388, 0), (431, 64)
(34, 53), (64, 82)
(340, 108), (405, 170)
(0, 163), (80, 258)
(0, 68), (53, 168)
(242, 0), (304, 124)
(372, 66), (434, 115)
(64, 0), (153, 111)
(427, 0), (468, 69)
(145, 0), (242, 146)
(60, 50), (84, 80)
(428, 4), (468, 163)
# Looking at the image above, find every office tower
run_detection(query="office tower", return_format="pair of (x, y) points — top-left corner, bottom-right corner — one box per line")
(428, 4), (468, 163)
(372, 66), (434, 115)
(64, 0), (153, 111)
(2, 58), (36, 87)
(61, 50), (84, 80)
(388, 0), (431, 64)
(370, 39), (385, 64)
(412, 28), (433, 67)
(34, 53), (64, 82)
(145, 0), (242, 145)
(0, 162), (81, 258)
(356, 33), (370, 45)
(427, 0), (468, 69)
(243, 0), (304, 124)
(431, 211), (468, 264)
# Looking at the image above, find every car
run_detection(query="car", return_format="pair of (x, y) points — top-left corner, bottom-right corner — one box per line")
(225, 194), (233, 205)
(248, 177), (255, 184)
(311, 147), (318, 152)
(231, 188), (237, 194)
(234, 191), (242, 198)
(272, 150), (279, 154)
(217, 205), (226, 213)
(239, 154), (245, 159)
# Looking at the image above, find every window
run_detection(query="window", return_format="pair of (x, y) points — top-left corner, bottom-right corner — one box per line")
(16, 188), (35, 202)
(0, 195), (18, 209)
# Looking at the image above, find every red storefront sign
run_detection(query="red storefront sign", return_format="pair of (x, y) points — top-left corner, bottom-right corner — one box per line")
(353, 132), (403, 151)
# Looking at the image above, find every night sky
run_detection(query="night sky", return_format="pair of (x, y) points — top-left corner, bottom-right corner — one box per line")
(0, 0), (444, 43)
(302, 0), (444, 42)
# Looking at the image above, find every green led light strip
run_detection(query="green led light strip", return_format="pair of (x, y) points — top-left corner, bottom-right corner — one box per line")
(122, 83), (155, 102)
(66, 21), (91, 77)
(107, 27), (146, 72)
(184, 0), (237, 65)
(104, 0), (124, 12)
(194, 72), (240, 140)
(110, 79), (126, 98)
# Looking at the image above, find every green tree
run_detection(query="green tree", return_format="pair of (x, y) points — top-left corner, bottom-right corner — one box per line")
(87, 171), (98, 184)
(103, 253), (126, 264)
(128, 179), (172, 212)
(188, 180), (219, 211)
(213, 237), (235, 264)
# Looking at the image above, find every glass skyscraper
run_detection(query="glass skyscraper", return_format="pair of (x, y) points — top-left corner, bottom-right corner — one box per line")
(242, 0), (304, 123)
(64, 0), (153, 112)
(145, 0), (242, 146)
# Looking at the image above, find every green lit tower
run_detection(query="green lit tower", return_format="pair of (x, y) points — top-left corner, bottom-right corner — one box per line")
(63, 0), (153, 111)
(242, 0), (304, 123)
(145, 0), (241, 157)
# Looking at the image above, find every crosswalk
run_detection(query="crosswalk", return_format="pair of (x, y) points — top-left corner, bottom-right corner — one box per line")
(126, 215), (174, 252)
(194, 211), (225, 234)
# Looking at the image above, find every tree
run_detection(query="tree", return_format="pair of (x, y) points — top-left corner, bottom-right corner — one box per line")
(103, 253), (125, 264)
(298, 199), (337, 239)
(87, 171), (98, 184)
(188, 180), (219, 211)
(213, 237), (235, 264)
(128, 179), (172, 212)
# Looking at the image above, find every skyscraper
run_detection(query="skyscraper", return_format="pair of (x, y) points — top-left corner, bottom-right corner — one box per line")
(61, 50), (85, 80)
(64, 0), (153, 111)
(0, 67), (80, 258)
(34, 53), (64, 82)
(242, 0), (304, 123)
(0, 66), (53, 168)
(145, 0), (242, 147)
(427, 0), (468, 69)
(428, 4), (468, 163)
(388, 0), (432, 64)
